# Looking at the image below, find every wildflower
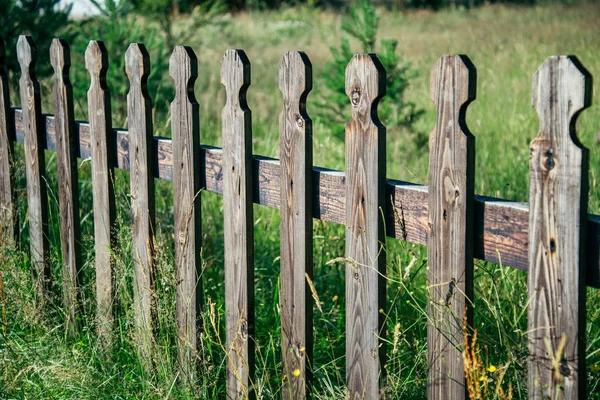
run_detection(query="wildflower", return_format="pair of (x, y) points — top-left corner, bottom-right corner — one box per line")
(300, 347), (305, 353)
(591, 364), (600, 373)
(479, 376), (485, 382)
(332, 295), (338, 302)
(293, 369), (301, 377)
(487, 365), (497, 373)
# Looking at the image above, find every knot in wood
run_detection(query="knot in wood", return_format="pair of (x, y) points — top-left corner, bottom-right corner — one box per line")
(544, 149), (555, 170)
(240, 319), (248, 340)
(295, 113), (303, 128)
(351, 88), (361, 106)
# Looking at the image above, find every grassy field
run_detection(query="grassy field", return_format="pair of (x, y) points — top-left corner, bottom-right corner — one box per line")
(1, 2), (600, 398)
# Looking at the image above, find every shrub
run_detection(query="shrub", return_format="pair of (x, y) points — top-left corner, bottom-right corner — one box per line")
(317, 0), (423, 140)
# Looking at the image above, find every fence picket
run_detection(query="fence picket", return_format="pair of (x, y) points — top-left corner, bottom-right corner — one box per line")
(50, 38), (82, 336)
(17, 35), (50, 299)
(528, 56), (591, 399)
(345, 54), (386, 399)
(427, 54), (476, 399)
(222, 49), (255, 399)
(125, 43), (156, 362)
(279, 51), (313, 399)
(86, 40), (117, 343)
(0, 37), (16, 244)
(170, 45), (203, 382)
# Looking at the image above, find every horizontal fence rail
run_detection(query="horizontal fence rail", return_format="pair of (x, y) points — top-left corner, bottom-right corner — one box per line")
(0, 34), (598, 400)
(11, 109), (600, 289)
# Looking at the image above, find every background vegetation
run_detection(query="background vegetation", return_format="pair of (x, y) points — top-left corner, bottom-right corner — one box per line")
(1, 0), (600, 398)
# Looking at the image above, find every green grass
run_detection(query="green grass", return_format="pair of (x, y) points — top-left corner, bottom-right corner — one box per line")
(2, 2), (600, 398)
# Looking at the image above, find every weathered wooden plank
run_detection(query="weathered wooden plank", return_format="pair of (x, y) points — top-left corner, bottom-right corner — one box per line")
(11, 111), (600, 288)
(427, 55), (476, 400)
(125, 43), (156, 362)
(17, 36), (50, 299)
(86, 40), (117, 343)
(344, 54), (386, 400)
(0, 37), (16, 244)
(50, 38), (82, 337)
(222, 49), (255, 399)
(279, 51), (313, 399)
(170, 45), (203, 382)
(528, 56), (591, 399)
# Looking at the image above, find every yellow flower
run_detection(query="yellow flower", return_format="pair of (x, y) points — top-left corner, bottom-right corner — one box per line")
(591, 364), (600, 373)
(479, 376), (485, 382)
(300, 347), (306, 353)
(293, 369), (301, 377)
(487, 365), (497, 373)
(332, 295), (338, 302)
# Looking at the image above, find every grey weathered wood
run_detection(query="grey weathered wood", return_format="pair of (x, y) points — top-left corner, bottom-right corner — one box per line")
(0, 37), (16, 244)
(170, 45), (202, 382)
(344, 54), (386, 400)
(50, 38), (82, 337)
(427, 55), (476, 400)
(125, 43), (156, 362)
(528, 56), (591, 399)
(279, 51), (313, 399)
(222, 49), (255, 399)
(10, 111), (600, 289)
(86, 40), (117, 343)
(17, 36), (50, 299)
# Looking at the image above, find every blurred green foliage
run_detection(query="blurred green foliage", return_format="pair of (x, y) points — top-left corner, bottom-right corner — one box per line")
(317, 0), (423, 141)
(0, 0), (74, 83)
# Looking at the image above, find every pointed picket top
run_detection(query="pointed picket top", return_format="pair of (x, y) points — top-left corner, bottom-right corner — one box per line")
(345, 53), (385, 126)
(125, 43), (151, 89)
(170, 45), (197, 104)
(430, 54), (476, 133)
(528, 55), (591, 399)
(221, 49), (250, 111)
(85, 40), (109, 86)
(50, 38), (71, 80)
(279, 51), (312, 111)
(532, 55), (591, 139)
(17, 35), (37, 78)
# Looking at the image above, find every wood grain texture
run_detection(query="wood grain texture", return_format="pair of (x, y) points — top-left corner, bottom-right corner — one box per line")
(86, 40), (117, 343)
(528, 56), (591, 399)
(125, 43), (156, 362)
(10, 110), (600, 289)
(0, 37), (16, 244)
(17, 36), (50, 299)
(170, 45), (202, 382)
(51, 38), (82, 337)
(344, 54), (386, 400)
(222, 49), (255, 399)
(279, 51), (313, 399)
(427, 55), (476, 400)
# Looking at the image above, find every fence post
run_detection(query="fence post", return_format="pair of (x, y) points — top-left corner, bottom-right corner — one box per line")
(50, 38), (82, 337)
(222, 49), (255, 399)
(125, 43), (157, 364)
(528, 56), (591, 399)
(279, 51), (313, 399)
(427, 54), (476, 399)
(170, 45), (203, 383)
(345, 53), (386, 399)
(17, 35), (50, 299)
(86, 40), (117, 345)
(0, 37), (16, 245)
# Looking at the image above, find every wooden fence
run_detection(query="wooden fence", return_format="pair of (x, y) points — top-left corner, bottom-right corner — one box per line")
(0, 34), (598, 399)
